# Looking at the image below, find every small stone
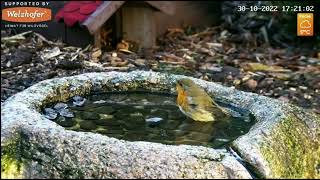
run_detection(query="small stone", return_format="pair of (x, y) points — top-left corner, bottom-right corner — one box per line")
(59, 109), (74, 118)
(303, 94), (312, 99)
(80, 112), (100, 120)
(56, 116), (76, 127)
(80, 121), (97, 130)
(43, 108), (57, 120)
(54, 103), (68, 111)
(258, 78), (274, 88)
(245, 79), (258, 90)
(10, 48), (33, 67)
(6, 61), (11, 68)
(93, 100), (107, 104)
(72, 96), (86, 106)
(298, 86), (308, 90)
(56, 60), (82, 70)
(289, 87), (296, 91)
(73, 95), (84, 102)
(211, 66), (240, 82)
(146, 117), (163, 124)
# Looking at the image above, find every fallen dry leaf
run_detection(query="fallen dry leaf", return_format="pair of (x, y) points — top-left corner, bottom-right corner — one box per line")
(242, 63), (291, 73)
(91, 48), (102, 63)
(41, 47), (61, 60)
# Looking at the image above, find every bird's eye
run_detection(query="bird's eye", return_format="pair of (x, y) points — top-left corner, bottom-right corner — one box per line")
(178, 81), (183, 87)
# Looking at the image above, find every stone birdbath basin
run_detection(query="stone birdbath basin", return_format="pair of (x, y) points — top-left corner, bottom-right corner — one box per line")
(1, 71), (319, 179)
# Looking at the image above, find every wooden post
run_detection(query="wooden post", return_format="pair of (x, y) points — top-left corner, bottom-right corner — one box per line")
(115, 10), (122, 43)
(94, 28), (101, 48)
(122, 5), (156, 49)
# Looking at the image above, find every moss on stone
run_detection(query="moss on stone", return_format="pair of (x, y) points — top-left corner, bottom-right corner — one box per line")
(1, 154), (24, 179)
(38, 82), (93, 110)
(1, 135), (25, 179)
(260, 113), (320, 178)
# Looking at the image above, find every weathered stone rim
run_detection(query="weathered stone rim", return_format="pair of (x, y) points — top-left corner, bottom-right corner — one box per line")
(1, 70), (284, 144)
(2, 70), (318, 178)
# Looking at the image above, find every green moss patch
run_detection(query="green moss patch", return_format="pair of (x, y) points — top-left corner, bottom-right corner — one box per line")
(260, 114), (320, 178)
(1, 135), (25, 179)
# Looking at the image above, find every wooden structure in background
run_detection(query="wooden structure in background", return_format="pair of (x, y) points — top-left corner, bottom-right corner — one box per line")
(22, 1), (221, 48)
(56, 1), (175, 49)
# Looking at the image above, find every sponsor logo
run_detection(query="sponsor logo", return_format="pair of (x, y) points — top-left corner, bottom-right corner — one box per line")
(2, 7), (51, 23)
(1, 1), (51, 29)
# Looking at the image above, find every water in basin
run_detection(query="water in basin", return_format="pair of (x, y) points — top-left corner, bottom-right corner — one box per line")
(44, 92), (255, 148)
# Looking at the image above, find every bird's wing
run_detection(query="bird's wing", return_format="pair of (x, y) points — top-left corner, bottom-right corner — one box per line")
(188, 87), (231, 117)
(206, 97), (232, 118)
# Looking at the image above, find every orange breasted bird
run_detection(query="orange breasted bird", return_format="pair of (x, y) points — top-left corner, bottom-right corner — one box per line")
(176, 78), (231, 122)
